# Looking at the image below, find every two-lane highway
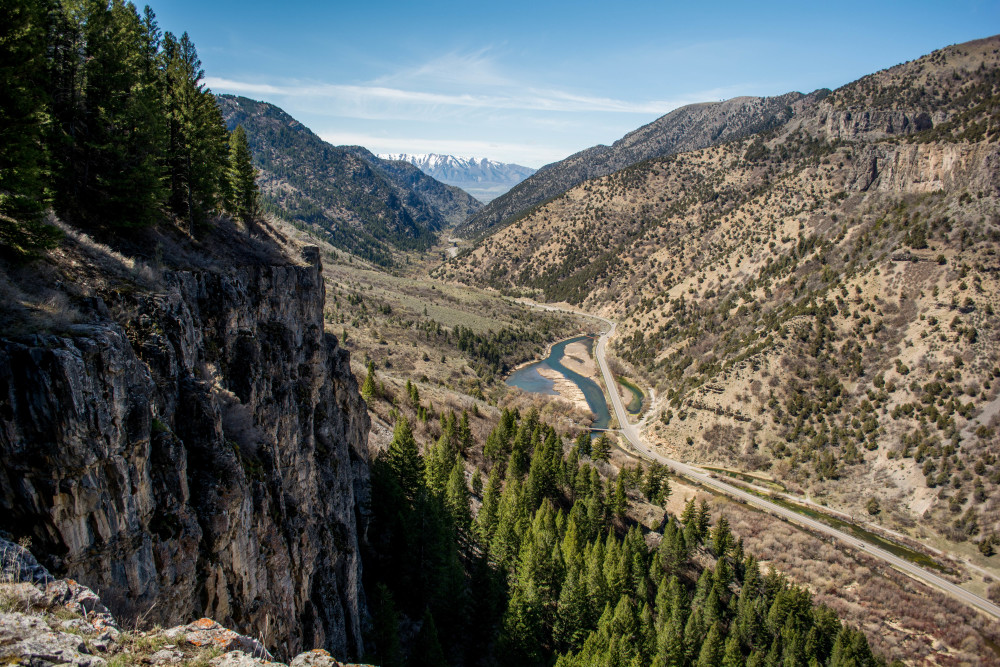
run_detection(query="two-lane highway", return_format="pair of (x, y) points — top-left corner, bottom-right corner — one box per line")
(581, 313), (1000, 620)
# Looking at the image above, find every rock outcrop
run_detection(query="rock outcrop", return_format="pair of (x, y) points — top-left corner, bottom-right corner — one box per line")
(0, 243), (370, 660)
(0, 536), (368, 666)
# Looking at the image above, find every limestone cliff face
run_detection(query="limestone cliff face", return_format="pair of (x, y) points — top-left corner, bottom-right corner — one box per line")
(845, 142), (1000, 194)
(0, 246), (369, 660)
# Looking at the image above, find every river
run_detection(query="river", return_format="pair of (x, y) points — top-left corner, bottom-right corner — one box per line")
(506, 334), (620, 429)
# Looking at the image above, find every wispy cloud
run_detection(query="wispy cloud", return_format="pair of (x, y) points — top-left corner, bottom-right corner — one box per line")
(373, 48), (515, 89)
(205, 76), (698, 115)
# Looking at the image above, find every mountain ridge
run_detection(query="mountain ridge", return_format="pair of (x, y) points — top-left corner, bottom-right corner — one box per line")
(216, 95), (480, 266)
(378, 152), (536, 203)
(456, 91), (829, 237)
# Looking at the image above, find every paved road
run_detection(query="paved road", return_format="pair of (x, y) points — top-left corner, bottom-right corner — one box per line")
(589, 319), (1000, 620)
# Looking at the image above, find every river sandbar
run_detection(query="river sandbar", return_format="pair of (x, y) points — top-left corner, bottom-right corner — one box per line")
(559, 340), (598, 380)
(536, 365), (590, 412)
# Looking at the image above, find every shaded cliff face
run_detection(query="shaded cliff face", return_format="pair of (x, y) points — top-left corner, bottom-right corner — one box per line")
(0, 244), (369, 660)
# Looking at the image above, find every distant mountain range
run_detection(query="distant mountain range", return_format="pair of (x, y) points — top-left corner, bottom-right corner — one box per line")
(378, 153), (535, 203)
(455, 92), (830, 238)
(216, 96), (480, 266)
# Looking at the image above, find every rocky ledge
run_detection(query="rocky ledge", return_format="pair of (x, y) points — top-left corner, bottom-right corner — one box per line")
(0, 537), (368, 667)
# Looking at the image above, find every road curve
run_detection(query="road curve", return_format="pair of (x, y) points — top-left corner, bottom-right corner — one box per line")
(588, 317), (1000, 620)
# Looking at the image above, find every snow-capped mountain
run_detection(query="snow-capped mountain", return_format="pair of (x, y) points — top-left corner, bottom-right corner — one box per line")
(378, 153), (536, 203)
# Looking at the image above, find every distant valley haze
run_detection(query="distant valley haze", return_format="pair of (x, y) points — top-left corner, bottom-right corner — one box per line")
(378, 153), (535, 202)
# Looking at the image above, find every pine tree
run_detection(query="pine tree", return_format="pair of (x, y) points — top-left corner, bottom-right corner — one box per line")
(696, 622), (725, 667)
(411, 609), (446, 667)
(477, 465), (503, 543)
(602, 533), (626, 602)
(458, 409), (473, 453)
(830, 626), (877, 667)
(490, 476), (524, 571)
(680, 496), (697, 527)
(386, 416), (424, 502)
(445, 458), (471, 532)
(722, 634), (743, 667)
(711, 514), (732, 557)
(553, 559), (590, 652)
(592, 433), (611, 462)
(470, 467), (483, 496)
(424, 435), (452, 496)
(369, 583), (402, 667)
(161, 30), (229, 229)
(51, 0), (166, 228)
(697, 499), (712, 537)
(683, 608), (705, 664)
(0, 0), (62, 257)
(360, 361), (376, 400)
(228, 124), (260, 233)
(575, 431), (592, 457)
(611, 476), (628, 520)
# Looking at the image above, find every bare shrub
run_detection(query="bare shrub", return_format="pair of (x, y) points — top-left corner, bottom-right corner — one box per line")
(989, 582), (1000, 605)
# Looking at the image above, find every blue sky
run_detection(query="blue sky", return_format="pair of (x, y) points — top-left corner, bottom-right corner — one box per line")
(151, 0), (998, 167)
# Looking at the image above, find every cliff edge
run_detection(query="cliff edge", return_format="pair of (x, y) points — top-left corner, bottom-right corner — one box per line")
(0, 220), (370, 660)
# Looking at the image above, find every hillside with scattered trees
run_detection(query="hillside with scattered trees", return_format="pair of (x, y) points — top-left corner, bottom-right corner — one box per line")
(441, 36), (1000, 560)
(216, 95), (481, 267)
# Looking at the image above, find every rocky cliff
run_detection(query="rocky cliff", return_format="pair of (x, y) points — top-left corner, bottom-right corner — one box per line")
(0, 235), (370, 660)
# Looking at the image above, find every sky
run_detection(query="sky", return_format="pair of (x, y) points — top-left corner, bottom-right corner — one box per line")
(150, 0), (999, 168)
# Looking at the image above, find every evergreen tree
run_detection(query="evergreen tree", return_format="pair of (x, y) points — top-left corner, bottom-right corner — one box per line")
(553, 561), (590, 652)
(445, 458), (471, 532)
(228, 124), (260, 233)
(697, 622), (725, 667)
(490, 475), (525, 570)
(162, 30), (229, 228)
(470, 467), (483, 496)
(722, 634), (743, 667)
(611, 476), (628, 520)
(412, 609), (447, 667)
(697, 499), (712, 537)
(0, 0), (61, 257)
(458, 409), (474, 453)
(424, 434), (453, 496)
(574, 431), (592, 457)
(51, 0), (165, 228)
(830, 626), (878, 667)
(711, 514), (732, 558)
(386, 416), (424, 502)
(592, 433), (611, 462)
(683, 608), (706, 663)
(368, 583), (402, 667)
(680, 496), (698, 527)
(477, 464), (503, 542)
(360, 361), (376, 400)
